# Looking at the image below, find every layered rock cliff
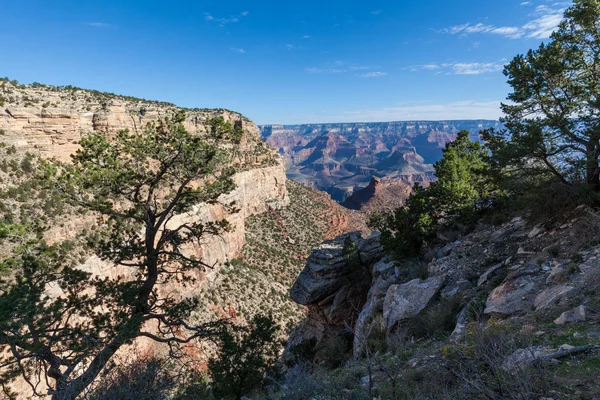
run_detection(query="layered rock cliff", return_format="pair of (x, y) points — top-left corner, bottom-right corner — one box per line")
(341, 176), (415, 212)
(260, 120), (500, 202)
(0, 80), (288, 269)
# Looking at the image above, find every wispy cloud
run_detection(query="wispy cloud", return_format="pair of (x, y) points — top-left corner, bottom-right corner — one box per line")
(204, 11), (249, 26)
(230, 48), (246, 54)
(285, 44), (295, 50)
(359, 71), (388, 78)
(81, 22), (114, 28)
(371, 9), (383, 15)
(306, 61), (377, 75)
(411, 61), (504, 75)
(437, 4), (565, 39)
(306, 67), (347, 74)
(275, 100), (503, 124)
(521, 1), (531, 5)
(303, 35), (311, 39)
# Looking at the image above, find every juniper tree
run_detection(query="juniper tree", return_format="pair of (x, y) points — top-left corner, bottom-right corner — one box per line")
(484, 0), (600, 188)
(0, 112), (241, 400)
(369, 131), (494, 260)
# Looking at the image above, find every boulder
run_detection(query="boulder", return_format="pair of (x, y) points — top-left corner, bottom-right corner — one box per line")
(533, 285), (576, 310)
(441, 279), (473, 299)
(554, 305), (587, 325)
(449, 306), (470, 344)
(372, 259), (395, 278)
(484, 274), (540, 316)
(502, 346), (551, 372)
(383, 275), (447, 328)
(477, 263), (504, 287)
(290, 232), (383, 307)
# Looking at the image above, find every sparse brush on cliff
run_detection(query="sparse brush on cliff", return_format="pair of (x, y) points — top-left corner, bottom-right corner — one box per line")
(0, 112), (243, 400)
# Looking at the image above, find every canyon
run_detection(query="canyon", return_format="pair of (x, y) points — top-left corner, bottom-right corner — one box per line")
(260, 120), (502, 203)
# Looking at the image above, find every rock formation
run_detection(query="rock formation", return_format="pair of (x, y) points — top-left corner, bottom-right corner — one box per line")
(260, 120), (500, 202)
(0, 81), (289, 270)
(286, 232), (384, 356)
(342, 176), (415, 212)
(289, 204), (600, 365)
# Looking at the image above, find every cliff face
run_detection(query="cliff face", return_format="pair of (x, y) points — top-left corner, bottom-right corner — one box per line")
(260, 120), (500, 202)
(0, 81), (289, 271)
(341, 176), (415, 212)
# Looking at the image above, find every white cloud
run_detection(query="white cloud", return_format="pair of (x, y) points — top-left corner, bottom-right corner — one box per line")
(437, 4), (565, 39)
(371, 10), (383, 15)
(205, 11), (248, 26)
(452, 62), (504, 75)
(303, 35), (311, 39)
(521, 1), (531, 5)
(285, 44), (295, 50)
(306, 61), (374, 75)
(306, 67), (346, 74)
(522, 6), (564, 39)
(82, 22), (113, 28)
(412, 61), (504, 75)
(230, 48), (246, 54)
(359, 72), (388, 78)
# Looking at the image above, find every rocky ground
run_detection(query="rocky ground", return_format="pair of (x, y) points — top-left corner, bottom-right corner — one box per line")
(201, 180), (368, 334)
(280, 206), (600, 399)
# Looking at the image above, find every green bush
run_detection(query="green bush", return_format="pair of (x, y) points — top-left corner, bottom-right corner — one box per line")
(313, 333), (352, 369)
(209, 315), (281, 400)
(370, 131), (496, 261)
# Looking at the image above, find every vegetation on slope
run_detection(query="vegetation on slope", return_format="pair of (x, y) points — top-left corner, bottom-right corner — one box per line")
(203, 180), (367, 334)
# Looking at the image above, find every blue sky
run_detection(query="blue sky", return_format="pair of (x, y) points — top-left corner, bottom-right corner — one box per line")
(0, 0), (570, 124)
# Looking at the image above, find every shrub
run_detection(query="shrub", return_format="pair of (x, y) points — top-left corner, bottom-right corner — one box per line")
(370, 131), (497, 261)
(313, 333), (352, 369)
(82, 358), (176, 400)
(209, 315), (281, 400)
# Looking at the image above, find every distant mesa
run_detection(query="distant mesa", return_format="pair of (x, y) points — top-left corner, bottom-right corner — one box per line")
(260, 120), (500, 204)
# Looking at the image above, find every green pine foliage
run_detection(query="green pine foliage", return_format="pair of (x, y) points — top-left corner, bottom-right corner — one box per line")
(0, 112), (242, 400)
(483, 0), (600, 188)
(369, 131), (496, 260)
(208, 315), (281, 400)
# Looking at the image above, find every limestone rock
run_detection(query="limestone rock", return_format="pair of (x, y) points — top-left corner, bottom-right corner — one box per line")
(477, 263), (504, 287)
(290, 232), (383, 307)
(441, 279), (473, 299)
(449, 306), (470, 343)
(502, 346), (550, 372)
(372, 259), (395, 278)
(554, 305), (587, 325)
(484, 274), (541, 316)
(533, 285), (576, 310)
(383, 275), (447, 328)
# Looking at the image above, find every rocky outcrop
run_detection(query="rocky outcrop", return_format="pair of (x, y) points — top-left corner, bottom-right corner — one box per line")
(383, 275), (447, 329)
(288, 204), (600, 367)
(341, 176), (415, 212)
(0, 82), (289, 271)
(554, 305), (587, 325)
(290, 232), (383, 323)
(286, 232), (384, 358)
